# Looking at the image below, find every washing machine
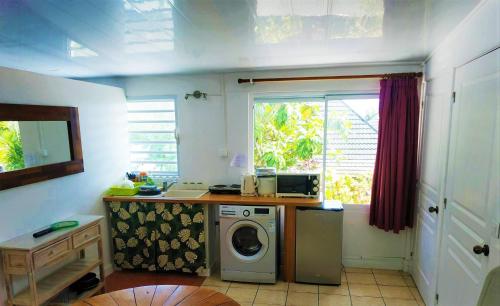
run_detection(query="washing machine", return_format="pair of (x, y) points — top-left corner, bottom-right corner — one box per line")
(219, 205), (278, 283)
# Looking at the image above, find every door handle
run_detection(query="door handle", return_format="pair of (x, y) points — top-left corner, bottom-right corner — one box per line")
(473, 244), (489, 256)
(428, 206), (439, 214)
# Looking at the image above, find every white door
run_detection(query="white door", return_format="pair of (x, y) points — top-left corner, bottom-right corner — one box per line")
(413, 77), (446, 306)
(437, 48), (499, 306)
(414, 183), (440, 305)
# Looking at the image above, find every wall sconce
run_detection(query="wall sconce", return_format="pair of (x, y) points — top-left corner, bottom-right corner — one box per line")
(185, 90), (207, 101)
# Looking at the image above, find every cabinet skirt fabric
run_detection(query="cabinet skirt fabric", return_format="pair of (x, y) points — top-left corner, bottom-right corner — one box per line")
(105, 201), (206, 274)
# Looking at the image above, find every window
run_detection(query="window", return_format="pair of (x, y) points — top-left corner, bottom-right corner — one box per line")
(253, 95), (379, 204)
(127, 97), (178, 178)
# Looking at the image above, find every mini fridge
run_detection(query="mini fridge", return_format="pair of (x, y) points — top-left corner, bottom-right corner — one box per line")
(295, 200), (343, 284)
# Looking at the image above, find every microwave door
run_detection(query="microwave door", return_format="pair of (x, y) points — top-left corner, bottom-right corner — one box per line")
(278, 176), (308, 195)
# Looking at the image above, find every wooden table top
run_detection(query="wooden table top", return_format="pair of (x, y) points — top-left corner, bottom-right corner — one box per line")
(103, 192), (323, 207)
(72, 285), (239, 306)
(0, 214), (103, 251)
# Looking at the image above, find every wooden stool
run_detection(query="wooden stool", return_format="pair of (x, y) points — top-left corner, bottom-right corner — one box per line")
(71, 285), (239, 306)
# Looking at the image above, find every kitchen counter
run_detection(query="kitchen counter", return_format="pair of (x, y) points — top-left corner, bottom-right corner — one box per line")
(103, 192), (323, 207)
(103, 193), (323, 282)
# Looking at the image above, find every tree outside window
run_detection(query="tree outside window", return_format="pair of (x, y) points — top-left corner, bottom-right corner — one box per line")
(253, 97), (378, 204)
(0, 121), (25, 172)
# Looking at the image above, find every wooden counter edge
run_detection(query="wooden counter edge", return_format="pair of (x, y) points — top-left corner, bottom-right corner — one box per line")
(102, 193), (323, 207)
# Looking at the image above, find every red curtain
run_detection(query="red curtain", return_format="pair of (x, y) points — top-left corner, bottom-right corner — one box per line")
(369, 76), (420, 233)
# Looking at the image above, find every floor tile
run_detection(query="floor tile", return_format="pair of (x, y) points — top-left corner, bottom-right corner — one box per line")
(288, 282), (318, 293)
(351, 296), (385, 306)
(409, 287), (426, 305)
(404, 275), (417, 287)
(379, 285), (414, 299)
(259, 281), (289, 291)
(286, 292), (318, 306)
(318, 283), (349, 295)
(372, 269), (402, 275)
(254, 289), (287, 305)
(318, 294), (350, 306)
(384, 298), (419, 306)
(348, 284), (381, 297)
(202, 275), (230, 287)
(346, 272), (376, 285)
(345, 267), (373, 273)
(230, 281), (260, 289)
(200, 285), (228, 294)
(374, 274), (407, 286)
(226, 287), (258, 303)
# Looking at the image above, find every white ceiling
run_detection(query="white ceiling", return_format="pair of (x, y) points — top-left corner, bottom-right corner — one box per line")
(0, 0), (480, 77)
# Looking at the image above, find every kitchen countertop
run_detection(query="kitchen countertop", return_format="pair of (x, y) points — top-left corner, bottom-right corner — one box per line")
(103, 192), (323, 207)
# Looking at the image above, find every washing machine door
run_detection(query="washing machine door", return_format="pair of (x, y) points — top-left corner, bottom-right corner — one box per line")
(226, 219), (269, 263)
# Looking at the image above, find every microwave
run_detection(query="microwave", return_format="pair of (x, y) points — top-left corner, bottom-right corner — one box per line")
(276, 173), (320, 198)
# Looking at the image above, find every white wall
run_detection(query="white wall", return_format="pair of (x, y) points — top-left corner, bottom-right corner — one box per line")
(414, 0), (500, 304)
(0, 67), (129, 306)
(18, 121), (71, 167)
(86, 63), (422, 270)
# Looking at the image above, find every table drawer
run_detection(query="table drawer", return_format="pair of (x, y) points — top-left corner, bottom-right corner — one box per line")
(33, 238), (71, 269)
(4, 251), (28, 274)
(73, 224), (100, 248)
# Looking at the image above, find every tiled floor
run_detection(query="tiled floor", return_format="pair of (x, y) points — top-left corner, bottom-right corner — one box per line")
(202, 268), (426, 306)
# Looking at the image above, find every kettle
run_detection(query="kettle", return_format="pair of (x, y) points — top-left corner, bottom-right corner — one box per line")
(241, 174), (258, 197)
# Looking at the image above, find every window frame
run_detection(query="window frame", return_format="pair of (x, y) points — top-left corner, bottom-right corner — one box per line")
(250, 91), (379, 205)
(126, 95), (180, 179)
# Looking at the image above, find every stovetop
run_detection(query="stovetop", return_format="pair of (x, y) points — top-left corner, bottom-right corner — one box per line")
(209, 184), (241, 194)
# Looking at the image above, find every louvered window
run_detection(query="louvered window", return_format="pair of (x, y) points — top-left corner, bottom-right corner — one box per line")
(127, 97), (178, 178)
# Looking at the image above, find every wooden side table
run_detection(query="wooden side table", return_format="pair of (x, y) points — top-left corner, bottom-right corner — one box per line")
(0, 215), (105, 306)
(72, 285), (239, 306)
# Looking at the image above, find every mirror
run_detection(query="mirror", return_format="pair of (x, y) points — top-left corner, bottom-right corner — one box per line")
(0, 121), (71, 172)
(0, 103), (84, 190)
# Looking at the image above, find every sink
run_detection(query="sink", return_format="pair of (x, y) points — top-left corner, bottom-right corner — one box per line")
(163, 189), (208, 199)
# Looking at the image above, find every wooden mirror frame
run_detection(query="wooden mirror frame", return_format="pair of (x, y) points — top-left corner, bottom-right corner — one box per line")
(0, 103), (84, 190)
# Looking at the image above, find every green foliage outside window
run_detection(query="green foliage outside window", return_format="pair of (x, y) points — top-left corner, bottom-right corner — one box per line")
(254, 103), (324, 171)
(325, 171), (373, 204)
(254, 102), (375, 204)
(0, 121), (25, 171)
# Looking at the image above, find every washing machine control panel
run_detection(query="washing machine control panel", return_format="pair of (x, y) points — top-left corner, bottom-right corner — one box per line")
(220, 205), (276, 218)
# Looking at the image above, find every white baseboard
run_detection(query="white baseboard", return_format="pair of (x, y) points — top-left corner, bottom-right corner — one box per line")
(343, 256), (406, 271)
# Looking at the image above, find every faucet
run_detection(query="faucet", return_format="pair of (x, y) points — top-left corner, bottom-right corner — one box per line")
(163, 179), (177, 191)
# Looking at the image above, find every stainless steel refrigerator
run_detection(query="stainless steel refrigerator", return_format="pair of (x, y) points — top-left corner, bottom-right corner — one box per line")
(295, 201), (343, 284)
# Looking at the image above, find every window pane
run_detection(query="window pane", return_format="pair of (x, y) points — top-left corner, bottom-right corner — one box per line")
(325, 98), (378, 204)
(127, 98), (178, 177)
(127, 112), (175, 121)
(130, 152), (177, 162)
(127, 101), (175, 111)
(129, 132), (175, 142)
(130, 143), (177, 152)
(254, 101), (324, 172)
(128, 122), (176, 131)
(130, 162), (177, 173)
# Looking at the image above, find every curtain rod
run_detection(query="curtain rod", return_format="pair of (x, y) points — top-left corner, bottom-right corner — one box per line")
(237, 72), (423, 84)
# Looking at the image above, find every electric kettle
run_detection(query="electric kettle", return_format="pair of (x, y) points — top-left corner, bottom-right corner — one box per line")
(241, 174), (258, 197)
